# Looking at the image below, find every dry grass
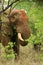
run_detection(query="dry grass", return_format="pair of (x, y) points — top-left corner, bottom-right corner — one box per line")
(0, 43), (43, 65)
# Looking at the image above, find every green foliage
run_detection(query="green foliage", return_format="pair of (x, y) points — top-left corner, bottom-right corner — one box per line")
(4, 42), (15, 60)
(0, 42), (15, 60)
(38, 53), (43, 60)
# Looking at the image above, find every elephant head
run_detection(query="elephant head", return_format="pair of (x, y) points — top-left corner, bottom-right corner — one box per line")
(9, 9), (31, 46)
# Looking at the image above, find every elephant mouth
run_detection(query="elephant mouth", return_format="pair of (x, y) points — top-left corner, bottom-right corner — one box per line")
(18, 33), (28, 46)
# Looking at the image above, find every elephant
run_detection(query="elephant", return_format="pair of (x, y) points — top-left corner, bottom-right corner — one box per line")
(1, 9), (31, 59)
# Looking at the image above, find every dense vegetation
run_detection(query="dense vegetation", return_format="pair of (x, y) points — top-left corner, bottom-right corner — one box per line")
(0, 0), (43, 63)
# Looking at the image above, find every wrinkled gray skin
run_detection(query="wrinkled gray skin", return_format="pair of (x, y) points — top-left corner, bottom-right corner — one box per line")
(1, 9), (31, 59)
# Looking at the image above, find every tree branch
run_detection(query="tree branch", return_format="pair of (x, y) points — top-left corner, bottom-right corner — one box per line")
(0, 0), (19, 14)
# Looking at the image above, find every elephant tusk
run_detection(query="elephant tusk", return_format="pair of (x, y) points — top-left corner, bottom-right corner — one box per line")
(18, 33), (24, 41)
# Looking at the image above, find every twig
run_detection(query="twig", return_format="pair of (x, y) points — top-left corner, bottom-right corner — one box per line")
(0, 0), (19, 14)
(2, 0), (4, 10)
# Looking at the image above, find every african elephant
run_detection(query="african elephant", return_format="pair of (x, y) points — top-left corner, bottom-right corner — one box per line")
(1, 9), (31, 59)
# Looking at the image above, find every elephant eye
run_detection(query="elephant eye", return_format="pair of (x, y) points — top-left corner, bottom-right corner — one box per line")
(11, 15), (15, 18)
(14, 13), (18, 15)
(13, 13), (20, 17)
(13, 16), (15, 18)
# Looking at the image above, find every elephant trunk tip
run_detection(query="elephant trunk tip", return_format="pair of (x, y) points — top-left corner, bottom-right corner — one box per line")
(20, 40), (28, 46)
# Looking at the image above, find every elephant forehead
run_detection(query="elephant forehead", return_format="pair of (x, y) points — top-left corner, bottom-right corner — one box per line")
(10, 9), (28, 21)
(10, 10), (20, 17)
